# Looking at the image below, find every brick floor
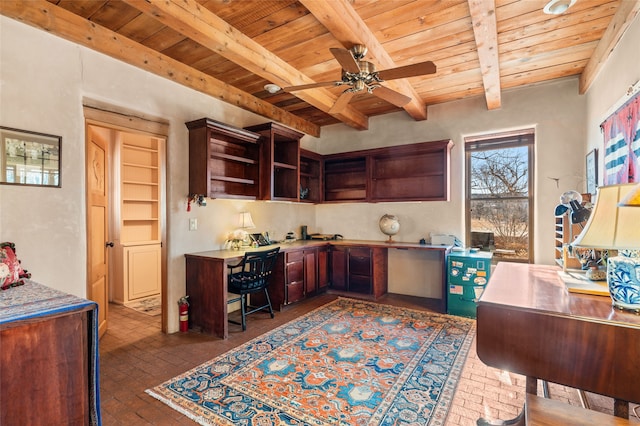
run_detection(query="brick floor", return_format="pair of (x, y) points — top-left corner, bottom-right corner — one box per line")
(99, 294), (637, 425)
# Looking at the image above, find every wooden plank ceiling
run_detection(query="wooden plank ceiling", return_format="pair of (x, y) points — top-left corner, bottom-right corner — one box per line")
(2, 0), (639, 137)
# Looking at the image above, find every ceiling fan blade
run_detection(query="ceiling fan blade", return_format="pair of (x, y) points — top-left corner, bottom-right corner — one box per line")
(329, 90), (356, 114)
(371, 86), (412, 107)
(330, 47), (360, 74)
(282, 81), (340, 92)
(377, 61), (436, 81)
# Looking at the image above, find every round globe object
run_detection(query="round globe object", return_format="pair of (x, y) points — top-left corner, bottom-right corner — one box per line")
(379, 214), (400, 243)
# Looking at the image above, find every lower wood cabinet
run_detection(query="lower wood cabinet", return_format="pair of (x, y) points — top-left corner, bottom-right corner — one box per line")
(303, 249), (317, 295)
(261, 244), (388, 310)
(330, 246), (348, 291)
(329, 245), (388, 298)
(264, 246), (326, 310)
(317, 246), (329, 291)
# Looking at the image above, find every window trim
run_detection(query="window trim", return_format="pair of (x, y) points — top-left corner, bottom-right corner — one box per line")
(464, 129), (535, 263)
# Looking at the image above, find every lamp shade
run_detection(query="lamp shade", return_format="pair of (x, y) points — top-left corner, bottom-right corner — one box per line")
(618, 182), (640, 207)
(572, 184), (640, 250)
(239, 212), (256, 229)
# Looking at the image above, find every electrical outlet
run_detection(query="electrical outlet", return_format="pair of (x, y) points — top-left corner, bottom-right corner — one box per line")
(189, 218), (197, 231)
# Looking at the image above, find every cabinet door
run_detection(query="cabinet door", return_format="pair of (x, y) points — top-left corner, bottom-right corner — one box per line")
(304, 249), (317, 294)
(348, 275), (372, 294)
(317, 247), (329, 290)
(125, 244), (161, 300)
(330, 247), (348, 290)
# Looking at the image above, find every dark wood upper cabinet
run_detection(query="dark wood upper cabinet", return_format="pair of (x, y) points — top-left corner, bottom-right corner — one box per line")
(244, 122), (303, 201)
(186, 118), (451, 203)
(370, 140), (452, 202)
(323, 155), (368, 202)
(186, 118), (261, 200)
(323, 139), (453, 203)
(299, 149), (323, 203)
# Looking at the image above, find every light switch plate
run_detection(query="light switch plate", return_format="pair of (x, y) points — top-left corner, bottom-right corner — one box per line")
(189, 218), (197, 231)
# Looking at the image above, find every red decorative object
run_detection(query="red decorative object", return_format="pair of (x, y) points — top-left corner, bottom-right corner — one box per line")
(0, 243), (29, 290)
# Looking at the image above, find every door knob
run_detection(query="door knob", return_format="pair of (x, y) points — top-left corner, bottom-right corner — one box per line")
(105, 241), (114, 248)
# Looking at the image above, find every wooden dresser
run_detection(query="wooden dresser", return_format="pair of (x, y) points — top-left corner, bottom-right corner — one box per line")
(0, 281), (101, 425)
(477, 263), (640, 422)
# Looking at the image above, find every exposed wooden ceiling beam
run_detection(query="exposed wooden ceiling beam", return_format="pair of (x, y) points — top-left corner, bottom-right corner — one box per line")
(124, 0), (368, 131)
(579, 0), (640, 94)
(468, 0), (502, 110)
(300, 0), (429, 121)
(0, 0), (321, 137)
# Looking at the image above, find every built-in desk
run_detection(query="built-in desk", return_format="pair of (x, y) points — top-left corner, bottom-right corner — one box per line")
(185, 239), (450, 339)
(477, 263), (640, 422)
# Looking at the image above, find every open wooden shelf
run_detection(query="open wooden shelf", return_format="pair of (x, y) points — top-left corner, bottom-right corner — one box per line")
(187, 118), (261, 200)
(245, 122), (303, 201)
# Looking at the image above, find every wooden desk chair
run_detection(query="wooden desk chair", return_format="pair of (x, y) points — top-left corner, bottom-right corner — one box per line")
(227, 247), (280, 331)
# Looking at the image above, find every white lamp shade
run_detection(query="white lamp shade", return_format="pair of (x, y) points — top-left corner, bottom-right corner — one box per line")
(239, 212), (256, 229)
(572, 184), (640, 250)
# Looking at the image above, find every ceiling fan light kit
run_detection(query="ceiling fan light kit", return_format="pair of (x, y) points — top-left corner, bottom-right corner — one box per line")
(263, 84), (281, 94)
(543, 0), (577, 15)
(283, 44), (436, 113)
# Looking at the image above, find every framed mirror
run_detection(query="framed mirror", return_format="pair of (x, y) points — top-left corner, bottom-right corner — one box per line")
(0, 126), (61, 187)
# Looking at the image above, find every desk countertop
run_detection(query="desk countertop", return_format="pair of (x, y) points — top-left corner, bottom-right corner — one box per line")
(185, 239), (452, 260)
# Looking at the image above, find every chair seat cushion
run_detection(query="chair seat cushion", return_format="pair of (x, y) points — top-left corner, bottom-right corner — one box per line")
(228, 272), (267, 293)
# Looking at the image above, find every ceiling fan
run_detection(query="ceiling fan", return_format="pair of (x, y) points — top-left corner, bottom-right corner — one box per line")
(281, 45), (436, 114)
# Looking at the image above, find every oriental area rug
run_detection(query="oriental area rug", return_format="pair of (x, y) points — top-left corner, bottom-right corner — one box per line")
(146, 298), (475, 425)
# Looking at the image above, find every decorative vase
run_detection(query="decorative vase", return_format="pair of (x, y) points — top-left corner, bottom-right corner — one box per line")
(607, 256), (640, 312)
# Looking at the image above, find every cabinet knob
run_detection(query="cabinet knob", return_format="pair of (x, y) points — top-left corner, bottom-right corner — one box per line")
(105, 241), (114, 248)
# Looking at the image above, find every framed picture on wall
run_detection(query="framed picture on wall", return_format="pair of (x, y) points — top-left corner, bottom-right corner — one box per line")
(586, 149), (597, 194)
(0, 126), (61, 187)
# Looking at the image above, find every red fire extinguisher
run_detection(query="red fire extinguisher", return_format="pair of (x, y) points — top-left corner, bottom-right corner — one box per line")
(178, 296), (189, 332)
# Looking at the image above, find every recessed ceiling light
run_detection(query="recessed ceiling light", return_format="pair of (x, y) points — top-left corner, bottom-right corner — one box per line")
(264, 84), (281, 94)
(543, 0), (576, 15)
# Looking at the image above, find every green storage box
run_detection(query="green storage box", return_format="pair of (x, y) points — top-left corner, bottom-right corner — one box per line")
(447, 250), (492, 319)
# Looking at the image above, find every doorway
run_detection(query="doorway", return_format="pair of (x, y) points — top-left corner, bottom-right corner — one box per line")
(84, 104), (168, 335)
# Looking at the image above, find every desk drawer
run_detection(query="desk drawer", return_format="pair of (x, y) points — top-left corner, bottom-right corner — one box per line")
(349, 248), (371, 276)
(286, 260), (303, 284)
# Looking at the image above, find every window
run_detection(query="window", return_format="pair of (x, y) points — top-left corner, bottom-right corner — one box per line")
(465, 130), (534, 263)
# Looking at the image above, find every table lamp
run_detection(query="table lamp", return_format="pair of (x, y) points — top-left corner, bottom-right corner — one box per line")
(239, 212), (256, 246)
(572, 183), (640, 311)
(239, 212), (256, 229)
